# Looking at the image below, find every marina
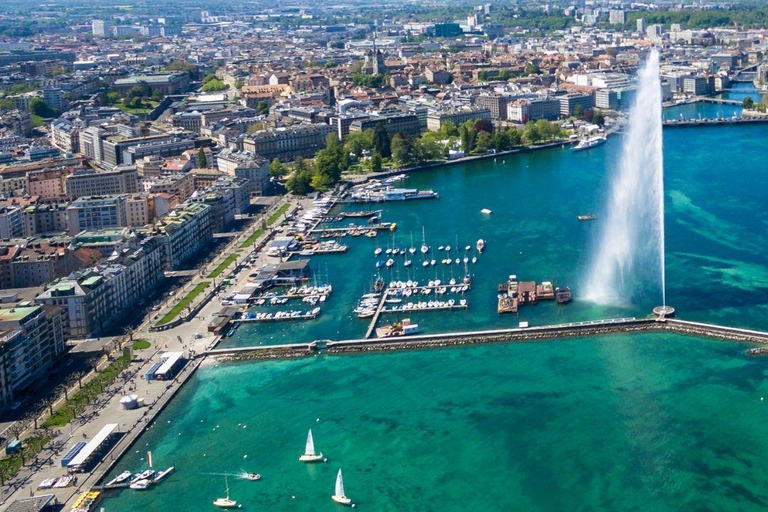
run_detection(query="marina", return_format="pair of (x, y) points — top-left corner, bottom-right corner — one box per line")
(96, 98), (768, 512)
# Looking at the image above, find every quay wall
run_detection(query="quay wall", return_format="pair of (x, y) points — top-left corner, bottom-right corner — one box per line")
(205, 317), (768, 362)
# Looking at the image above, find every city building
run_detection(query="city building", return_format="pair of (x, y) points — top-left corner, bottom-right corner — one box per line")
(216, 149), (269, 196)
(243, 124), (333, 161)
(0, 305), (65, 408)
(66, 196), (128, 235)
(426, 107), (492, 131)
(348, 113), (422, 137)
(64, 167), (139, 198)
(149, 202), (213, 270)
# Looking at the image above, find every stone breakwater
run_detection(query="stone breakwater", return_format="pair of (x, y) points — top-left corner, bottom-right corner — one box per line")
(208, 317), (768, 363)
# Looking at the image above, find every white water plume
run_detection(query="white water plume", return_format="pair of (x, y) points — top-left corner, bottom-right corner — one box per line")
(584, 49), (665, 306)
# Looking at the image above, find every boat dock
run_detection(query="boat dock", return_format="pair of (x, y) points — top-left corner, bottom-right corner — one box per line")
(663, 117), (768, 127)
(311, 222), (396, 235)
(363, 293), (389, 339)
(234, 310), (320, 323)
(381, 303), (468, 314)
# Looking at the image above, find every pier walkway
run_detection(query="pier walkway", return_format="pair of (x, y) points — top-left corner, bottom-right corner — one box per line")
(663, 117), (768, 127)
(205, 315), (768, 361)
(363, 293), (389, 339)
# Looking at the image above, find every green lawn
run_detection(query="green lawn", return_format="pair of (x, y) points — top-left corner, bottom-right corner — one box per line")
(132, 339), (151, 350)
(239, 227), (265, 249)
(116, 100), (159, 115)
(156, 282), (211, 326)
(30, 114), (46, 127)
(42, 354), (132, 428)
(267, 203), (291, 225)
(239, 203), (291, 249)
(208, 254), (239, 279)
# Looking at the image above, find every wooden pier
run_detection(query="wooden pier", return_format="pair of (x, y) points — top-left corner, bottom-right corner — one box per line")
(363, 293), (389, 339)
(311, 222), (396, 235)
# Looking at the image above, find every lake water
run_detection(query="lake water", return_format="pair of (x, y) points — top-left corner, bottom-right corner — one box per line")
(99, 108), (768, 511)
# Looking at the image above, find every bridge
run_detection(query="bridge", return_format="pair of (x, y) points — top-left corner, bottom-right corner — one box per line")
(203, 313), (768, 362)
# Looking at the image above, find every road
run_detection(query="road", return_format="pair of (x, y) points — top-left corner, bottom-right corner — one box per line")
(0, 195), (303, 510)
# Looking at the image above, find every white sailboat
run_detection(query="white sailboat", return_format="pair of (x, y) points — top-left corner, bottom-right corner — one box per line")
(331, 469), (353, 506)
(213, 475), (239, 508)
(299, 429), (325, 462)
(420, 226), (429, 254)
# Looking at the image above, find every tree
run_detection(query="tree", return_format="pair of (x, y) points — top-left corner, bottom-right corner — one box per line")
(592, 109), (605, 127)
(438, 120), (459, 138)
(474, 119), (494, 133)
(201, 78), (229, 93)
(197, 148), (207, 168)
(286, 163), (314, 195)
(743, 96), (755, 109)
(29, 98), (56, 118)
(473, 130), (492, 153)
(582, 108), (595, 123)
(573, 104), (585, 119)
(151, 89), (163, 102)
(523, 121), (542, 144)
(269, 158), (287, 178)
(0, 98), (13, 110)
(344, 130), (373, 157)
(372, 124), (391, 158)
(165, 59), (199, 80)
(524, 63), (541, 75)
(365, 152), (383, 173)
(255, 100), (270, 116)
(390, 134), (412, 167)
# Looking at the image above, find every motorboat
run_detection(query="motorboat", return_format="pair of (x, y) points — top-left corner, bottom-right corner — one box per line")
(243, 473), (261, 481)
(129, 479), (151, 490)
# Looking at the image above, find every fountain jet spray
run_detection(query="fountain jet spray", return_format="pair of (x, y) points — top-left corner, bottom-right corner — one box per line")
(585, 49), (665, 306)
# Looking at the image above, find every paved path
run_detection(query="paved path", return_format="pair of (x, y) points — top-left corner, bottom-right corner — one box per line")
(0, 196), (305, 510)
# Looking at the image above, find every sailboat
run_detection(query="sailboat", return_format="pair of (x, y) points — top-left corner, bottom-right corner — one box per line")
(409, 233), (416, 255)
(299, 429), (325, 462)
(420, 226), (429, 254)
(213, 475), (239, 508)
(331, 469), (353, 506)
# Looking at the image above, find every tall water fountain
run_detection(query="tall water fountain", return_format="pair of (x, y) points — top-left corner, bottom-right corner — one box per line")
(585, 49), (667, 308)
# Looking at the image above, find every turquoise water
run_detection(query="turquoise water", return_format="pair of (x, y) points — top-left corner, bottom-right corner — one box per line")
(718, 82), (766, 103)
(100, 120), (768, 511)
(101, 333), (768, 511)
(223, 121), (768, 347)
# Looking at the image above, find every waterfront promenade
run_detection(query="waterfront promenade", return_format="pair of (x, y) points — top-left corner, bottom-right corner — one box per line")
(0, 197), (301, 511)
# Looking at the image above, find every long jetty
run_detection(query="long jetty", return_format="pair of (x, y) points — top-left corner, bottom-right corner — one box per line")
(205, 316), (768, 362)
(663, 117), (768, 127)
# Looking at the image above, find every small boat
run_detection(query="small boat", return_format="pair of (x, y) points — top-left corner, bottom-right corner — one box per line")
(107, 470), (132, 487)
(129, 479), (151, 490)
(480, 208), (492, 215)
(577, 214), (597, 221)
(243, 473), (261, 481)
(420, 227), (429, 254)
(152, 467), (174, 484)
(476, 239), (485, 253)
(374, 248), (382, 256)
(213, 475), (239, 508)
(430, 259), (436, 266)
(299, 429), (325, 462)
(454, 258), (460, 264)
(404, 259), (412, 267)
(472, 257), (477, 264)
(572, 135), (607, 152)
(422, 261), (429, 267)
(385, 258), (394, 268)
(331, 469), (353, 506)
